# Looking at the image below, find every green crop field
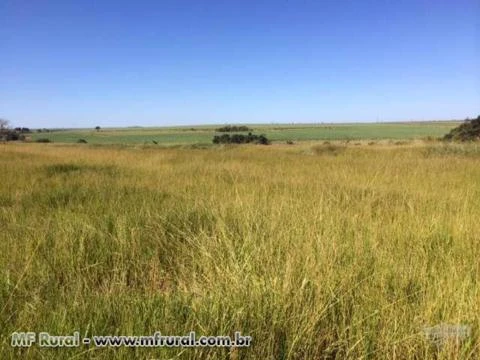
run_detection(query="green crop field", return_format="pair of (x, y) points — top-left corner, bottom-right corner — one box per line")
(29, 121), (459, 145)
(1, 140), (479, 359)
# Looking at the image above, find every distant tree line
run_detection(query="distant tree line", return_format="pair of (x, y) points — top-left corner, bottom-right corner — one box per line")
(212, 132), (270, 145)
(216, 125), (252, 132)
(14, 127), (31, 133)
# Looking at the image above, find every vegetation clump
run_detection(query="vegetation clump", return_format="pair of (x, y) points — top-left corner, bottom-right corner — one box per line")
(443, 116), (480, 141)
(0, 119), (31, 141)
(3, 132), (21, 141)
(0, 129), (28, 142)
(36, 138), (52, 143)
(311, 143), (345, 156)
(14, 127), (31, 133)
(77, 139), (88, 143)
(215, 125), (252, 132)
(212, 132), (270, 145)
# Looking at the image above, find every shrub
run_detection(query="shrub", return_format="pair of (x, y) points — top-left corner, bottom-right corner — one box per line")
(256, 135), (270, 145)
(443, 116), (480, 141)
(6, 131), (20, 141)
(36, 138), (52, 143)
(215, 125), (252, 132)
(77, 139), (88, 144)
(212, 134), (229, 144)
(212, 133), (270, 145)
(0, 128), (32, 141)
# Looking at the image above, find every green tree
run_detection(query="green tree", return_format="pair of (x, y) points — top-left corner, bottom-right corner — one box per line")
(0, 118), (9, 133)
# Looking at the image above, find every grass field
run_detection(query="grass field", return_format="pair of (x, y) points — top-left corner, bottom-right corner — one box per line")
(30, 122), (459, 145)
(1, 140), (479, 359)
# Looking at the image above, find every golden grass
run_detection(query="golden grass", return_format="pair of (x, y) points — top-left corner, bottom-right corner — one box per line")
(1, 142), (479, 359)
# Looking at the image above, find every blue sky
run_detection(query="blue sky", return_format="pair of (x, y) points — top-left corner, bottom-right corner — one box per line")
(1, 0), (479, 128)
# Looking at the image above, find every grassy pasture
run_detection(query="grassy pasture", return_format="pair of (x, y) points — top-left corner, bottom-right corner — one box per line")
(1, 141), (479, 359)
(30, 122), (459, 145)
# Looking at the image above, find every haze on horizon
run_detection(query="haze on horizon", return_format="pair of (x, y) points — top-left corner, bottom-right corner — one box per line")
(1, 0), (479, 129)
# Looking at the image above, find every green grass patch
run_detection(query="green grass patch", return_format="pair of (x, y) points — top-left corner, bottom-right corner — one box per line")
(29, 122), (460, 145)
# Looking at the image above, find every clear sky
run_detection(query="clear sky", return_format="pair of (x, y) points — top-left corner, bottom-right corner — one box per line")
(1, 0), (479, 128)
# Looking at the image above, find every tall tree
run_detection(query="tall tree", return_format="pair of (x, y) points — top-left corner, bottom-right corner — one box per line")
(0, 118), (9, 132)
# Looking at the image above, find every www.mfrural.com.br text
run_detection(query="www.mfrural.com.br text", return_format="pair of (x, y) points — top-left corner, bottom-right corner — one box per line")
(11, 331), (252, 348)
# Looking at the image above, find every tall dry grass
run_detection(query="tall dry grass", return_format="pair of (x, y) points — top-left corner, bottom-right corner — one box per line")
(0, 142), (479, 359)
